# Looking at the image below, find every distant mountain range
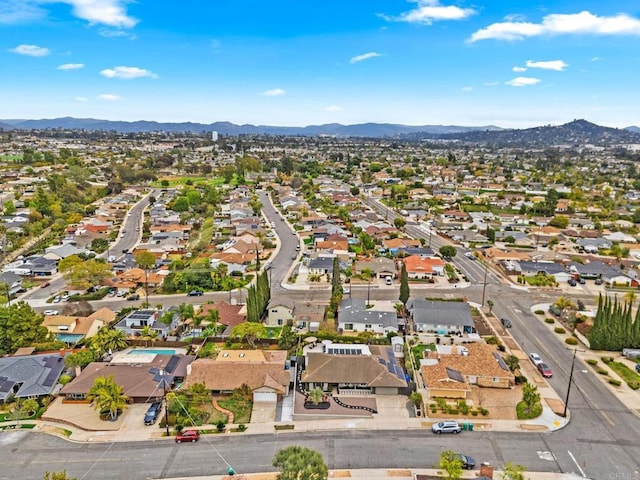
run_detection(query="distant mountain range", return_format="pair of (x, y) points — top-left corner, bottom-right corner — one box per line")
(0, 117), (501, 136)
(0, 117), (639, 146)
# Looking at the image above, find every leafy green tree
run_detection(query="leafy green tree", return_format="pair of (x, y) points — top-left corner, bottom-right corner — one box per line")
(521, 382), (541, 416)
(230, 322), (267, 348)
(62, 259), (112, 289)
(501, 462), (527, 480)
(64, 349), (96, 369)
(278, 325), (299, 351)
(399, 263), (410, 306)
(87, 375), (129, 421)
(439, 449), (463, 480)
(394, 217), (406, 229)
(91, 328), (128, 356)
(90, 238), (109, 253)
(0, 302), (49, 354)
(139, 325), (159, 341)
(58, 255), (84, 273)
(439, 245), (457, 260)
(272, 446), (328, 480)
(43, 471), (77, 480)
(504, 354), (520, 372)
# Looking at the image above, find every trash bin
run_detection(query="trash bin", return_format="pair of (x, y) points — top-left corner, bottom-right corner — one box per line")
(468, 423), (474, 431)
(461, 422), (468, 430)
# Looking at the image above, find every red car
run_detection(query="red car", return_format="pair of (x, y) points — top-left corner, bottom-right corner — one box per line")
(175, 430), (200, 443)
(537, 362), (553, 378)
(40, 281), (51, 288)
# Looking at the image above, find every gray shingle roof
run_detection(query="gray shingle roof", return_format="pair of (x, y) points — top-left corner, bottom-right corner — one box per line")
(0, 354), (65, 401)
(407, 299), (474, 328)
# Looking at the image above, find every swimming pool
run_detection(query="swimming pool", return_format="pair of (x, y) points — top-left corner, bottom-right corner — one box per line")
(129, 349), (176, 355)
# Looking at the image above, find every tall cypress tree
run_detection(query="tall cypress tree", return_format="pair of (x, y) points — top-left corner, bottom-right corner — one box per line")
(399, 263), (410, 306)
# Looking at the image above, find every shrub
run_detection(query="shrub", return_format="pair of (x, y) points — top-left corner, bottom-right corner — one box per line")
(608, 379), (622, 386)
(479, 407), (489, 416)
(597, 368), (609, 375)
(471, 411), (478, 416)
(58, 374), (72, 386)
(565, 337), (578, 345)
(629, 381), (640, 390)
(514, 375), (527, 385)
(586, 359), (598, 366)
(554, 327), (566, 334)
(448, 408), (459, 415)
(534, 310), (545, 315)
(516, 400), (542, 420)
(237, 424), (247, 432)
(545, 318), (555, 324)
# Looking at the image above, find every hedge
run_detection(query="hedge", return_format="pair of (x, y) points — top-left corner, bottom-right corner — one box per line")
(586, 359), (598, 366)
(608, 379), (622, 386)
(554, 327), (566, 334)
(565, 337), (578, 345)
(545, 318), (555, 324)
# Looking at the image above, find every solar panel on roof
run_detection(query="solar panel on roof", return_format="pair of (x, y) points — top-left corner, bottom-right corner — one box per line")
(377, 357), (386, 365)
(164, 356), (180, 373)
(0, 379), (14, 393)
(42, 369), (60, 387)
(493, 352), (510, 371)
(446, 367), (465, 383)
(395, 370), (405, 380)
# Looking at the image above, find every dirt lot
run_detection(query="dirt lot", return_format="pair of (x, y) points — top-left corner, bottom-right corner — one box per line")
(429, 385), (521, 421)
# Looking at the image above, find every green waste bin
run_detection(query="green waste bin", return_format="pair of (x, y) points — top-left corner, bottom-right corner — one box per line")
(461, 422), (468, 430)
(468, 423), (474, 431)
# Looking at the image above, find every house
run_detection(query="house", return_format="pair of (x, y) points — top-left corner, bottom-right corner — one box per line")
(307, 257), (335, 275)
(337, 298), (398, 335)
(184, 350), (291, 403)
(292, 302), (325, 331)
(0, 271), (24, 296)
(114, 308), (178, 338)
(44, 243), (86, 260)
(195, 302), (246, 336)
(354, 257), (396, 279)
(42, 308), (114, 345)
(300, 344), (407, 395)
(407, 299), (475, 334)
(420, 342), (514, 400)
(265, 299), (295, 327)
(59, 353), (195, 403)
(516, 261), (570, 283)
(0, 353), (65, 402)
(402, 255), (445, 279)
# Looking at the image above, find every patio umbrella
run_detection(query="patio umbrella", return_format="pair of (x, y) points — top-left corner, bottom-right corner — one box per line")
(304, 336), (318, 343)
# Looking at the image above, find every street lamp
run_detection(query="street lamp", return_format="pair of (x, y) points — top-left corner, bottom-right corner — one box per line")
(481, 259), (489, 307)
(159, 369), (170, 436)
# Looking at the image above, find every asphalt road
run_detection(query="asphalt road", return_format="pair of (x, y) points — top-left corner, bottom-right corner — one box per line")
(2, 425), (635, 480)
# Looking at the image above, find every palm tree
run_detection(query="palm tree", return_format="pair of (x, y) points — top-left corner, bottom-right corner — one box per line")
(91, 328), (128, 357)
(88, 375), (129, 421)
(307, 387), (325, 405)
(139, 325), (159, 345)
(203, 308), (220, 333)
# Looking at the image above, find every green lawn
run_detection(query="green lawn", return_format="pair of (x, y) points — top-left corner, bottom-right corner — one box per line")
(263, 327), (282, 339)
(603, 359), (640, 390)
(217, 398), (252, 424)
(411, 343), (435, 367)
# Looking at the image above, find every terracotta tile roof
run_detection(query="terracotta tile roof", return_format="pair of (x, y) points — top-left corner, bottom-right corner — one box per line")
(316, 239), (348, 251)
(184, 351), (290, 393)
(402, 255), (445, 273)
(198, 302), (246, 326)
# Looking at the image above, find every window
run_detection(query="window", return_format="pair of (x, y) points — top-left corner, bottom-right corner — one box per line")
(344, 323), (353, 330)
(365, 324), (372, 329)
(492, 377), (500, 383)
(277, 319), (283, 326)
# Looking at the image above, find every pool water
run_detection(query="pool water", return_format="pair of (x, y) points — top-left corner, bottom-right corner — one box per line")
(130, 349), (176, 355)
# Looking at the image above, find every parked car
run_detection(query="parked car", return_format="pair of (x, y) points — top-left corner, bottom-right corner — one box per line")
(568, 278), (577, 286)
(457, 453), (476, 469)
(431, 420), (461, 434)
(500, 318), (512, 328)
(595, 278), (603, 285)
(537, 362), (553, 378)
(126, 294), (140, 301)
(144, 401), (162, 425)
(53, 295), (61, 303)
(40, 281), (51, 289)
(43, 310), (59, 316)
(175, 429), (200, 443)
(385, 276), (393, 285)
(636, 364), (640, 374)
(187, 290), (203, 296)
(529, 353), (543, 366)
(578, 277), (586, 284)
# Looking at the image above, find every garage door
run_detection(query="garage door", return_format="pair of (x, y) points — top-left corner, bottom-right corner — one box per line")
(253, 392), (277, 403)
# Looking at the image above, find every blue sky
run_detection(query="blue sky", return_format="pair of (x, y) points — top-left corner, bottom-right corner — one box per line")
(2, 0), (640, 128)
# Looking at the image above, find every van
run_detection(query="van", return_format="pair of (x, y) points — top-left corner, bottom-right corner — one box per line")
(385, 277), (392, 286)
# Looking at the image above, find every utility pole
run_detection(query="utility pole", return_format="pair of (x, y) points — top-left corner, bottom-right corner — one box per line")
(481, 259), (489, 307)
(160, 369), (170, 436)
(563, 348), (582, 418)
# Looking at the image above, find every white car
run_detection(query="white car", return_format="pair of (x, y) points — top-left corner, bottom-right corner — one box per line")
(44, 310), (59, 316)
(529, 353), (543, 366)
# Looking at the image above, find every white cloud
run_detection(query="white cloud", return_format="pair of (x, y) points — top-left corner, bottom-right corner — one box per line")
(470, 11), (640, 42)
(98, 28), (136, 39)
(97, 94), (121, 101)
(75, 96), (88, 102)
(262, 88), (286, 97)
(10, 44), (49, 56)
(506, 76), (541, 87)
(350, 52), (384, 64)
(324, 105), (343, 112)
(100, 66), (158, 79)
(60, 0), (137, 28)
(0, 1), (45, 24)
(57, 63), (84, 70)
(512, 66), (527, 72)
(591, 56), (602, 61)
(461, 86), (474, 92)
(526, 60), (568, 71)
(381, 0), (475, 25)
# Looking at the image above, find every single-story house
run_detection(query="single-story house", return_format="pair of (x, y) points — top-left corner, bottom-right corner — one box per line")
(301, 344), (407, 395)
(337, 298), (398, 335)
(407, 299), (475, 334)
(0, 353), (65, 402)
